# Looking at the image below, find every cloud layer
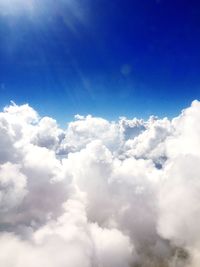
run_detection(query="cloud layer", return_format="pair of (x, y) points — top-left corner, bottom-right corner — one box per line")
(0, 100), (200, 266)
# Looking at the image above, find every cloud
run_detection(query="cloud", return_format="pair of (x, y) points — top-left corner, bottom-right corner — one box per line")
(0, 100), (200, 266)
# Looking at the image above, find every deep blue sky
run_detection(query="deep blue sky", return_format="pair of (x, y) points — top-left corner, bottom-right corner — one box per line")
(0, 0), (200, 124)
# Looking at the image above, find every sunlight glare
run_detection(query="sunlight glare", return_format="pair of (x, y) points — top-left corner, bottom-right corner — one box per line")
(0, 0), (36, 15)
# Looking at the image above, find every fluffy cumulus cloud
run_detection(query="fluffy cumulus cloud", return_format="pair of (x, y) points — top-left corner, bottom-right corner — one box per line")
(0, 100), (200, 266)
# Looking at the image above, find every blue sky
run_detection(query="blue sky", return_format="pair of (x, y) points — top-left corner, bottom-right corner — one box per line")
(0, 0), (200, 125)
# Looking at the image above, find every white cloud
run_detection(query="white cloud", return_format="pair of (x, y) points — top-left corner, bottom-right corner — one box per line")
(0, 100), (200, 266)
(60, 115), (122, 154)
(0, 162), (27, 212)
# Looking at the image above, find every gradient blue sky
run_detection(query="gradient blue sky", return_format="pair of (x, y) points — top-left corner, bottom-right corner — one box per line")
(0, 0), (200, 124)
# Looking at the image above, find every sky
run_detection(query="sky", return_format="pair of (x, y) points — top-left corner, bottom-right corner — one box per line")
(0, 0), (200, 124)
(2, 2), (200, 265)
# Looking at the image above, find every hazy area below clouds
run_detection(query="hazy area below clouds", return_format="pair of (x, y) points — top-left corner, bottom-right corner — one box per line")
(0, 100), (200, 266)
